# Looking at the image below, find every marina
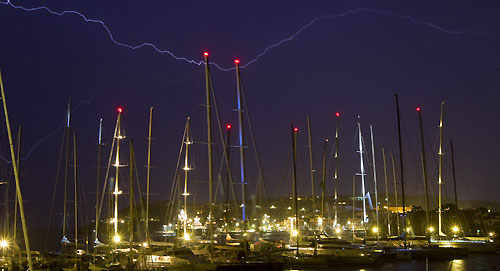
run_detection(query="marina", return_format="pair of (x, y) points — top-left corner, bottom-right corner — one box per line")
(0, 54), (499, 270)
(1, 1), (500, 270)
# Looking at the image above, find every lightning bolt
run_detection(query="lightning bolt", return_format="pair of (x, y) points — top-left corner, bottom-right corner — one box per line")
(0, 1), (469, 161)
(1, 2), (465, 71)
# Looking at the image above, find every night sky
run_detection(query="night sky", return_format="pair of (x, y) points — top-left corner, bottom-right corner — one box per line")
(0, 1), (499, 231)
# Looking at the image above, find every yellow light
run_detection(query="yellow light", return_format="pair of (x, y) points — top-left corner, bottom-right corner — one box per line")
(113, 235), (121, 243)
(183, 233), (191, 240)
(142, 242), (148, 247)
(372, 227), (379, 233)
(489, 232), (494, 237)
(0, 240), (8, 248)
(335, 228), (341, 234)
(292, 230), (298, 237)
(452, 226), (459, 233)
(406, 227), (411, 233)
(428, 226), (435, 233)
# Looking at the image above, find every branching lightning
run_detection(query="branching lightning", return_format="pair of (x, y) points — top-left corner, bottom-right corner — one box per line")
(0, 2), (467, 161)
(1, 2), (465, 71)
(0, 93), (97, 163)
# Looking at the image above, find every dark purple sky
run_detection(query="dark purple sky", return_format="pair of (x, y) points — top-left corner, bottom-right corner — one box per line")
(0, 1), (499, 228)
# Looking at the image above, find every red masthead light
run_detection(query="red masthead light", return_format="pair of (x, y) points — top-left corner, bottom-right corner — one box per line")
(117, 107), (123, 113)
(203, 51), (209, 57)
(336, 112), (340, 117)
(416, 107), (421, 112)
(234, 59), (240, 64)
(293, 127), (299, 132)
(226, 124), (232, 130)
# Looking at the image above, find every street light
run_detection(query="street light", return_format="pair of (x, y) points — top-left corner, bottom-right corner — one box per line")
(372, 227), (379, 234)
(428, 226), (435, 233)
(0, 240), (8, 248)
(113, 235), (121, 243)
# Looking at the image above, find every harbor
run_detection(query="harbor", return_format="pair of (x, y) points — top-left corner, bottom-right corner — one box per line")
(1, 1), (500, 270)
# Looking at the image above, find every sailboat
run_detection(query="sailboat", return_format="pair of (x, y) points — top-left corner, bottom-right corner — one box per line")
(0, 71), (34, 271)
(428, 102), (497, 253)
(384, 99), (468, 260)
(287, 118), (381, 265)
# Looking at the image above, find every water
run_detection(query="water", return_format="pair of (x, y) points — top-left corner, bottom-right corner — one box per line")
(286, 253), (500, 270)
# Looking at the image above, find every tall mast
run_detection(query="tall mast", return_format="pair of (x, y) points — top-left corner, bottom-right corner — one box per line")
(382, 148), (391, 237)
(0, 71), (34, 271)
(145, 107), (153, 243)
(73, 130), (78, 264)
(417, 108), (430, 234)
(334, 113), (340, 227)
(306, 114), (315, 230)
(391, 153), (400, 236)
(63, 99), (71, 247)
(94, 119), (103, 244)
(129, 139), (134, 266)
(113, 107), (124, 241)
(438, 101), (445, 236)
(320, 139), (327, 228)
(291, 124), (299, 257)
(357, 118), (367, 243)
(234, 59), (247, 231)
(224, 123), (231, 239)
(395, 94), (407, 247)
(94, 119), (103, 245)
(203, 51), (214, 252)
(450, 139), (458, 226)
(370, 125), (379, 243)
(183, 117), (192, 241)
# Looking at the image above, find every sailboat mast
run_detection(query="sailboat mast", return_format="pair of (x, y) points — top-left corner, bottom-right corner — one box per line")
(306, 114), (315, 230)
(145, 107), (153, 242)
(291, 124), (299, 257)
(183, 117), (191, 241)
(113, 108), (123, 240)
(95, 119), (103, 244)
(357, 119), (367, 242)
(395, 94), (407, 247)
(438, 101), (445, 236)
(0, 71), (34, 271)
(382, 148), (391, 237)
(224, 123), (231, 238)
(391, 153), (400, 236)
(63, 99), (71, 244)
(417, 108), (430, 232)
(370, 125), (379, 242)
(334, 113), (340, 227)
(203, 51), (214, 251)
(235, 59), (247, 227)
(73, 130), (78, 264)
(320, 139), (327, 224)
